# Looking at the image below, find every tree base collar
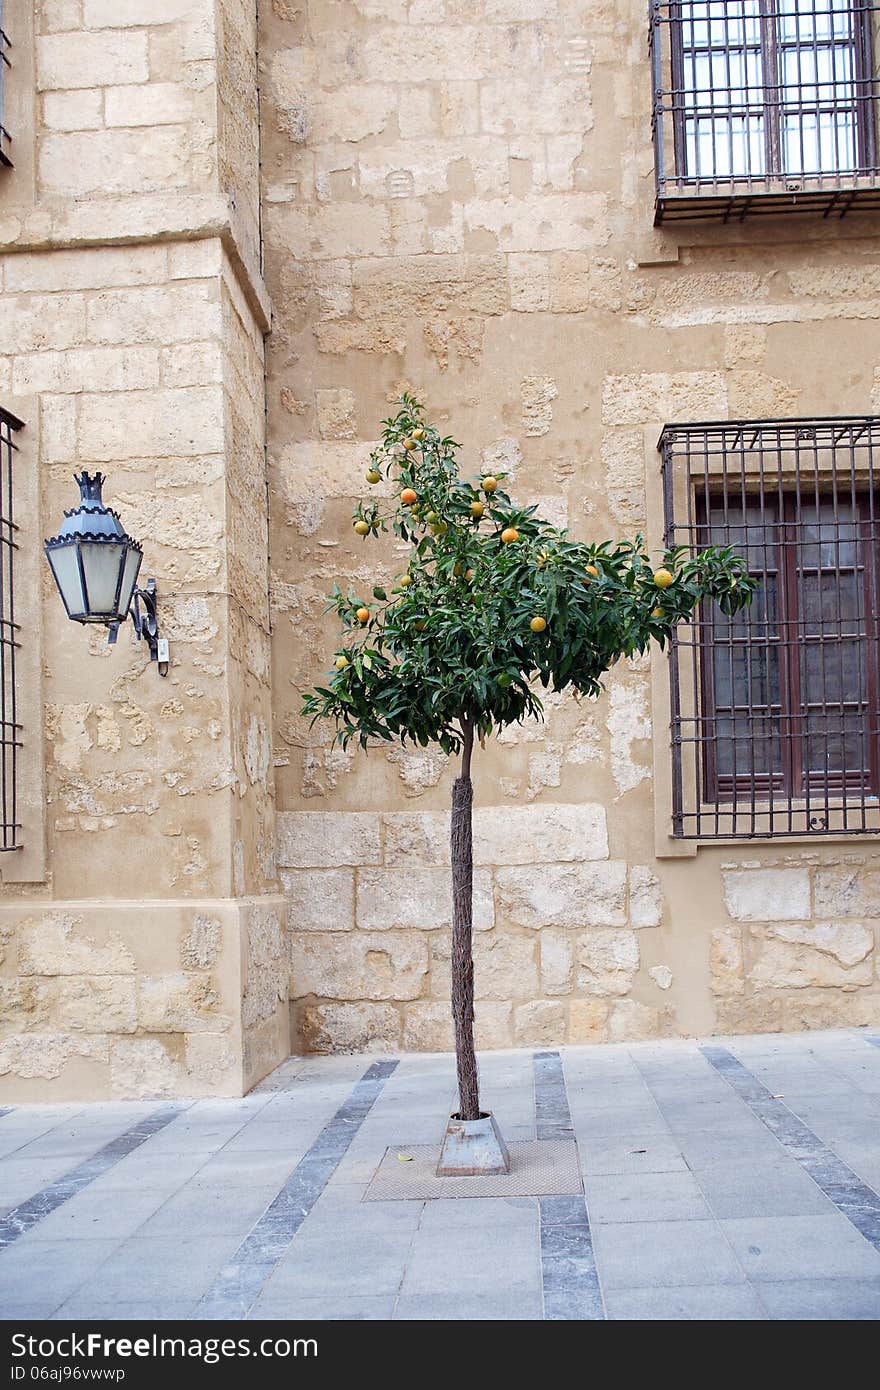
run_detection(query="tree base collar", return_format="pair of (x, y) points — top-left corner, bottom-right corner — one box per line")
(435, 1111), (511, 1177)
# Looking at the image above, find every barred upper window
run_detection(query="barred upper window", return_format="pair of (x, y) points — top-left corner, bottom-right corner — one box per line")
(651, 0), (880, 222)
(660, 416), (880, 840)
(0, 406), (22, 854)
(0, 2), (11, 169)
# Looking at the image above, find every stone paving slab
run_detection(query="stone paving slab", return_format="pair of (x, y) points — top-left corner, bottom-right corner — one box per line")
(1, 1028), (880, 1321)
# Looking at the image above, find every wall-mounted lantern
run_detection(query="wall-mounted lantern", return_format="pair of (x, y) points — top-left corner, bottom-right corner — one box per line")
(44, 472), (169, 676)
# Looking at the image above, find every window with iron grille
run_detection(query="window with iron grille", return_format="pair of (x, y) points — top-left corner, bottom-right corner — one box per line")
(660, 416), (880, 839)
(0, 406), (22, 853)
(650, 0), (880, 223)
(0, 1), (11, 168)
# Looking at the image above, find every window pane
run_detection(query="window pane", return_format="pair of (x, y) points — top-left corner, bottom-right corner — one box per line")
(798, 569), (863, 626)
(686, 114), (766, 176)
(803, 710), (871, 776)
(715, 713), (783, 776)
(801, 638), (866, 704)
(713, 642), (781, 710)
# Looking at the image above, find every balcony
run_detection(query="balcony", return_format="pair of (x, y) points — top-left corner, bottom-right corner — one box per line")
(650, 0), (880, 224)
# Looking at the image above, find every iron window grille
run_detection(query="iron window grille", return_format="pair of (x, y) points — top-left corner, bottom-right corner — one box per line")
(0, 407), (22, 852)
(659, 415), (880, 839)
(650, 0), (880, 223)
(0, 2), (11, 168)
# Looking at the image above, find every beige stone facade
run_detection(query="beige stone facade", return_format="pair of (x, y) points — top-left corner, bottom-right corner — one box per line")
(1, 1), (879, 1099)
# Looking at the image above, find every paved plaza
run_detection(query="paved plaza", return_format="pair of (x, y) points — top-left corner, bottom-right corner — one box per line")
(1, 1028), (880, 1321)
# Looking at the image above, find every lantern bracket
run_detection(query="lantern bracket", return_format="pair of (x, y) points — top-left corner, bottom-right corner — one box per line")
(108, 577), (169, 675)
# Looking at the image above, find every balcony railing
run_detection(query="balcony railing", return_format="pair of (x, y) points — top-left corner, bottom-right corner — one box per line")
(651, 0), (880, 223)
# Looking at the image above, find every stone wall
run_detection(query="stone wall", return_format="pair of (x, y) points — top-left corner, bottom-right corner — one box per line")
(0, 0), (288, 1099)
(262, 0), (880, 1051)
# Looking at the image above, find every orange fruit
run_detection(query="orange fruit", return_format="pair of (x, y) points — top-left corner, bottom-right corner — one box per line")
(398, 574), (412, 588)
(365, 469), (381, 484)
(401, 488), (417, 505)
(355, 607), (370, 624)
(334, 655), (349, 670)
(501, 527), (519, 544)
(585, 562), (599, 579)
(651, 607), (663, 619)
(403, 437), (416, 450)
(415, 620), (427, 631)
(470, 501), (484, 519)
(412, 427), (426, 441)
(353, 519), (370, 535)
(465, 568), (474, 581)
(530, 616), (547, 633)
(482, 476), (498, 493)
(653, 568), (674, 588)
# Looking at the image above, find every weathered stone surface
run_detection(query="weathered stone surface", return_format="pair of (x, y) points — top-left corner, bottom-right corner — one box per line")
(292, 931), (428, 1001)
(357, 867), (494, 931)
(109, 1039), (182, 1099)
(629, 866), (663, 927)
(402, 1001), (453, 1051)
(568, 998), (609, 1043)
(710, 927), (745, 997)
(432, 932), (538, 999)
(609, 999), (674, 1042)
(649, 965), (673, 991)
(17, 913), (136, 977)
(514, 1000), (565, 1046)
(577, 928), (640, 997)
(814, 867), (880, 919)
(473, 1001), (514, 1048)
(277, 811), (380, 867)
(281, 868), (355, 931)
(300, 1001), (401, 1053)
(723, 868), (812, 922)
(749, 923), (874, 990)
(138, 973), (228, 1033)
(541, 929), (574, 995)
(496, 862), (628, 929)
(382, 802), (608, 867)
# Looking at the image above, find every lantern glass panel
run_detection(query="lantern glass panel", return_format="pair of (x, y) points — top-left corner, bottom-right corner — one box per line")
(118, 544), (143, 620)
(46, 544), (86, 619)
(80, 539), (126, 618)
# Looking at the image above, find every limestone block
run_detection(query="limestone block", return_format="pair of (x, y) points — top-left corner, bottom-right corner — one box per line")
(464, 193), (608, 253)
(723, 868), (811, 922)
(440, 81), (480, 136)
(514, 1000), (565, 1046)
(509, 253), (551, 312)
(17, 912), (136, 976)
(398, 85), (436, 139)
(814, 866), (880, 918)
(609, 999), (672, 1042)
(602, 372), (727, 426)
(709, 927), (745, 996)
(541, 929), (574, 995)
(568, 998), (609, 1043)
(402, 1001), (453, 1051)
(477, 804), (608, 864)
(351, 254), (508, 318)
(83, 0), (200, 23)
(360, 25), (494, 82)
(281, 868), (355, 931)
(266, 203), (391, 260)
(716, 989), (880, 1035)
(42, 89), (103, 131)
(274, 441), (378, 503)
(0, 1033), (109, 1082)
(291, 931), (428, 1001)
(104, 83), (195, 128)
(300, 1001), (401, 1053)
(277, 811), (380, 867)
(138, 973), (229, 1033)
(749, 923), (874, 990)
(5, 245), (168, 294)
(12, 346), (161, 396)
(496, 862), (628, 929)
(357, 867), (494, 931)
(629, 865), (663, 927)
(162, 342), (224, 387)
(577, 928), (640, 996)
(86, 284), (221, 346)
(312, 86), (397, 142)
(382, 812), (450, 865)
(1, 977), (136, 1034)
(0, 294), (87, 354)
(316, 387), (356, 440)
(40, 396), (78, 463)
(186, 1034), (238, 1091)
(474, 1001), (514, 1047)
(78, 387), (225, 460)
(109, 1039), (183, 1099)
(480, 79), (590, 135)
(37, 31), (149, 90)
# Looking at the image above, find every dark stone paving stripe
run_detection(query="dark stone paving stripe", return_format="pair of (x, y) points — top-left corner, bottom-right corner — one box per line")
(866, 1037), (880, 1051)
(0, 1102), (189, 1249)
(701, 1045), (880, 1250)
(533, 1052), (604, 1320)
(0, 1108), (12, 1120)
(195, 1059), (399, 1321)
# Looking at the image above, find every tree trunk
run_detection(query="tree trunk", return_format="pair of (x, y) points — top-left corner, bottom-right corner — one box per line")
(450, 719), (481, 1121)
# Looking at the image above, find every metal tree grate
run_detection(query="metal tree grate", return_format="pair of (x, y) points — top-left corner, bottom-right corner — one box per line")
(0, 407), (22, 852)
(650, 0), (880, 223)
(659, 414), (880, 840)
(363, 1141), (583, 1201)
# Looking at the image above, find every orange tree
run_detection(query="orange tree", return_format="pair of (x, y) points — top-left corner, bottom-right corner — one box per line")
(304, 395), (755, 1124)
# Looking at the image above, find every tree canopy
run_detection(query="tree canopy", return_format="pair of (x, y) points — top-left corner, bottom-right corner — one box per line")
(303, 394), (756, 750)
